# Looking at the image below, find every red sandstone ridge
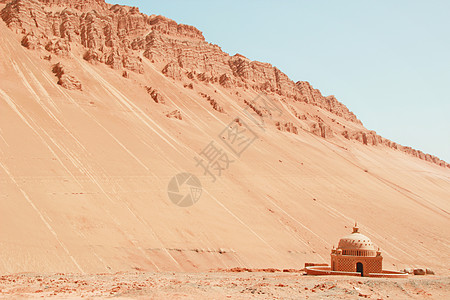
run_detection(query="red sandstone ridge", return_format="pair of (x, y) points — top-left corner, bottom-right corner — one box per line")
(0, 0), (447, 168)
(39, 0), (109, 11)
(0, 0), (358, 121)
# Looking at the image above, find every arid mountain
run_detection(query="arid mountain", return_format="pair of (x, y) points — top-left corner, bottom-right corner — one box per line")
(0, 0), (449, 275)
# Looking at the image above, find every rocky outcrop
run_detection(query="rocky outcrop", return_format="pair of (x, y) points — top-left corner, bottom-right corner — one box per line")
(341, 129), (448, 167)
(121, 54), (144, 74)
(296, 81), (361, 124)
(294, 112), (307, 121)
(310, 122), (333, 139)
(199, 92), (224, 113)
(1, 0), (447, 168)
(45, 38), (71, 56)
(149, 15), (204, 40)
(0, 0), (360, 122)
(1, 0), (48, 34)
(401, 268), (414, 274)
(39, 0), (109, 12)
(341, 130), (381, 146)
(219, 73), (234, 88)
(402, 268), (435, 275)
(413, 268), (426, 275)
(243, 99), (264, 118)
(165, 109), (182, 120)
(145, 86), (164, 104)
(275, 122), (298, 135)
(52, 62), (82, 90)
(162, 62), (183, 80)
(1, 0), (146, 72)
(21, 32), (44, 50)
(233, 117), (242, 126)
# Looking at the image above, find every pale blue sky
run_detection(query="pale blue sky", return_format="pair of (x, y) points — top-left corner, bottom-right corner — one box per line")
(115, 0), (450, 162)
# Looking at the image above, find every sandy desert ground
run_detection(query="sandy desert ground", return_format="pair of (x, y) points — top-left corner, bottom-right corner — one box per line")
(0, 271), (448, 299)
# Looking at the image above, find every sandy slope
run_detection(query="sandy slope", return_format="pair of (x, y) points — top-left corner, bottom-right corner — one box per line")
(0, 14), (449, 278)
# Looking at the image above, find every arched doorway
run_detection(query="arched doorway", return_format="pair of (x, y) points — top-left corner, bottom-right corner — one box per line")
(356, 262), (364, 276)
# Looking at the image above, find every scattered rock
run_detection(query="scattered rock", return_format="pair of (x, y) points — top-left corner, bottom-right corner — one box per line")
(340, 130), (447, 167)
(199, 92), (225, 113)
(45, 38), (71, 56)
(243, 99), (264, 117)
(413, 268), (426, 275)
(358, 292), (370, 298)
(275, 121), (298, 134)
(145, 86), (165, 104)
(310, 122), (333, 138)
(83, 49), (100, 64)
(162, 62), (183, 80)
(165, 110), (182, 120)
(21, 33), (41, 50)
(52, 63), (82, 91)
(122, 55), (144, 74)
(296, 113), (307, 120)
(219, 73), (233, 88)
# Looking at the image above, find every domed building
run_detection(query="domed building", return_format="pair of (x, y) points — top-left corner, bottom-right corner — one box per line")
(305, 223), (408, 278)
(330, 223), (382, 276)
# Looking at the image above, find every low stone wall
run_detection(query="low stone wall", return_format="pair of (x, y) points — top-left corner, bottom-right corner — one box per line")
(368, 270), (408, 278)
(306, 266), (408, 278)
(305, 266), (361, 276)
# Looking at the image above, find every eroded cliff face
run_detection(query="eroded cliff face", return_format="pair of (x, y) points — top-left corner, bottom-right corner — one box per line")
(1, 0), (448, 168)
(0, 0), (359, 120)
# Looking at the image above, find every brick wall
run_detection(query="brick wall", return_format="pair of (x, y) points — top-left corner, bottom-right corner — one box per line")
(331, 254), (382, 276)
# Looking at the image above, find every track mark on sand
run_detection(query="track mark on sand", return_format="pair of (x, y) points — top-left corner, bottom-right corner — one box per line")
(74, 56), (186, 157)
(0, 162), (85, 274)
(38, 67), (179, 271)
(203, 189), (276, 252)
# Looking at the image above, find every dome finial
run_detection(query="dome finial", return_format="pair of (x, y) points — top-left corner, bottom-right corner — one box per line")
(352, 222), (359, 233)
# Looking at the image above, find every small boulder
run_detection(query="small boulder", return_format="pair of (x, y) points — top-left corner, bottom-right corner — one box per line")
(219, 73), (233, 88)
(52, 63), (82, 91)
(165, 110), (182, 120)
(21, 33), (40, 50)
(426, 269), (435, 275)
(161, 62), (182, 80)
(413, 268), (426, 275)
(145, 86), (165, 104)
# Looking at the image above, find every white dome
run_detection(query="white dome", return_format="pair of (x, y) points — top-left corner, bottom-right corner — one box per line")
(338, 232), (376, 251)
